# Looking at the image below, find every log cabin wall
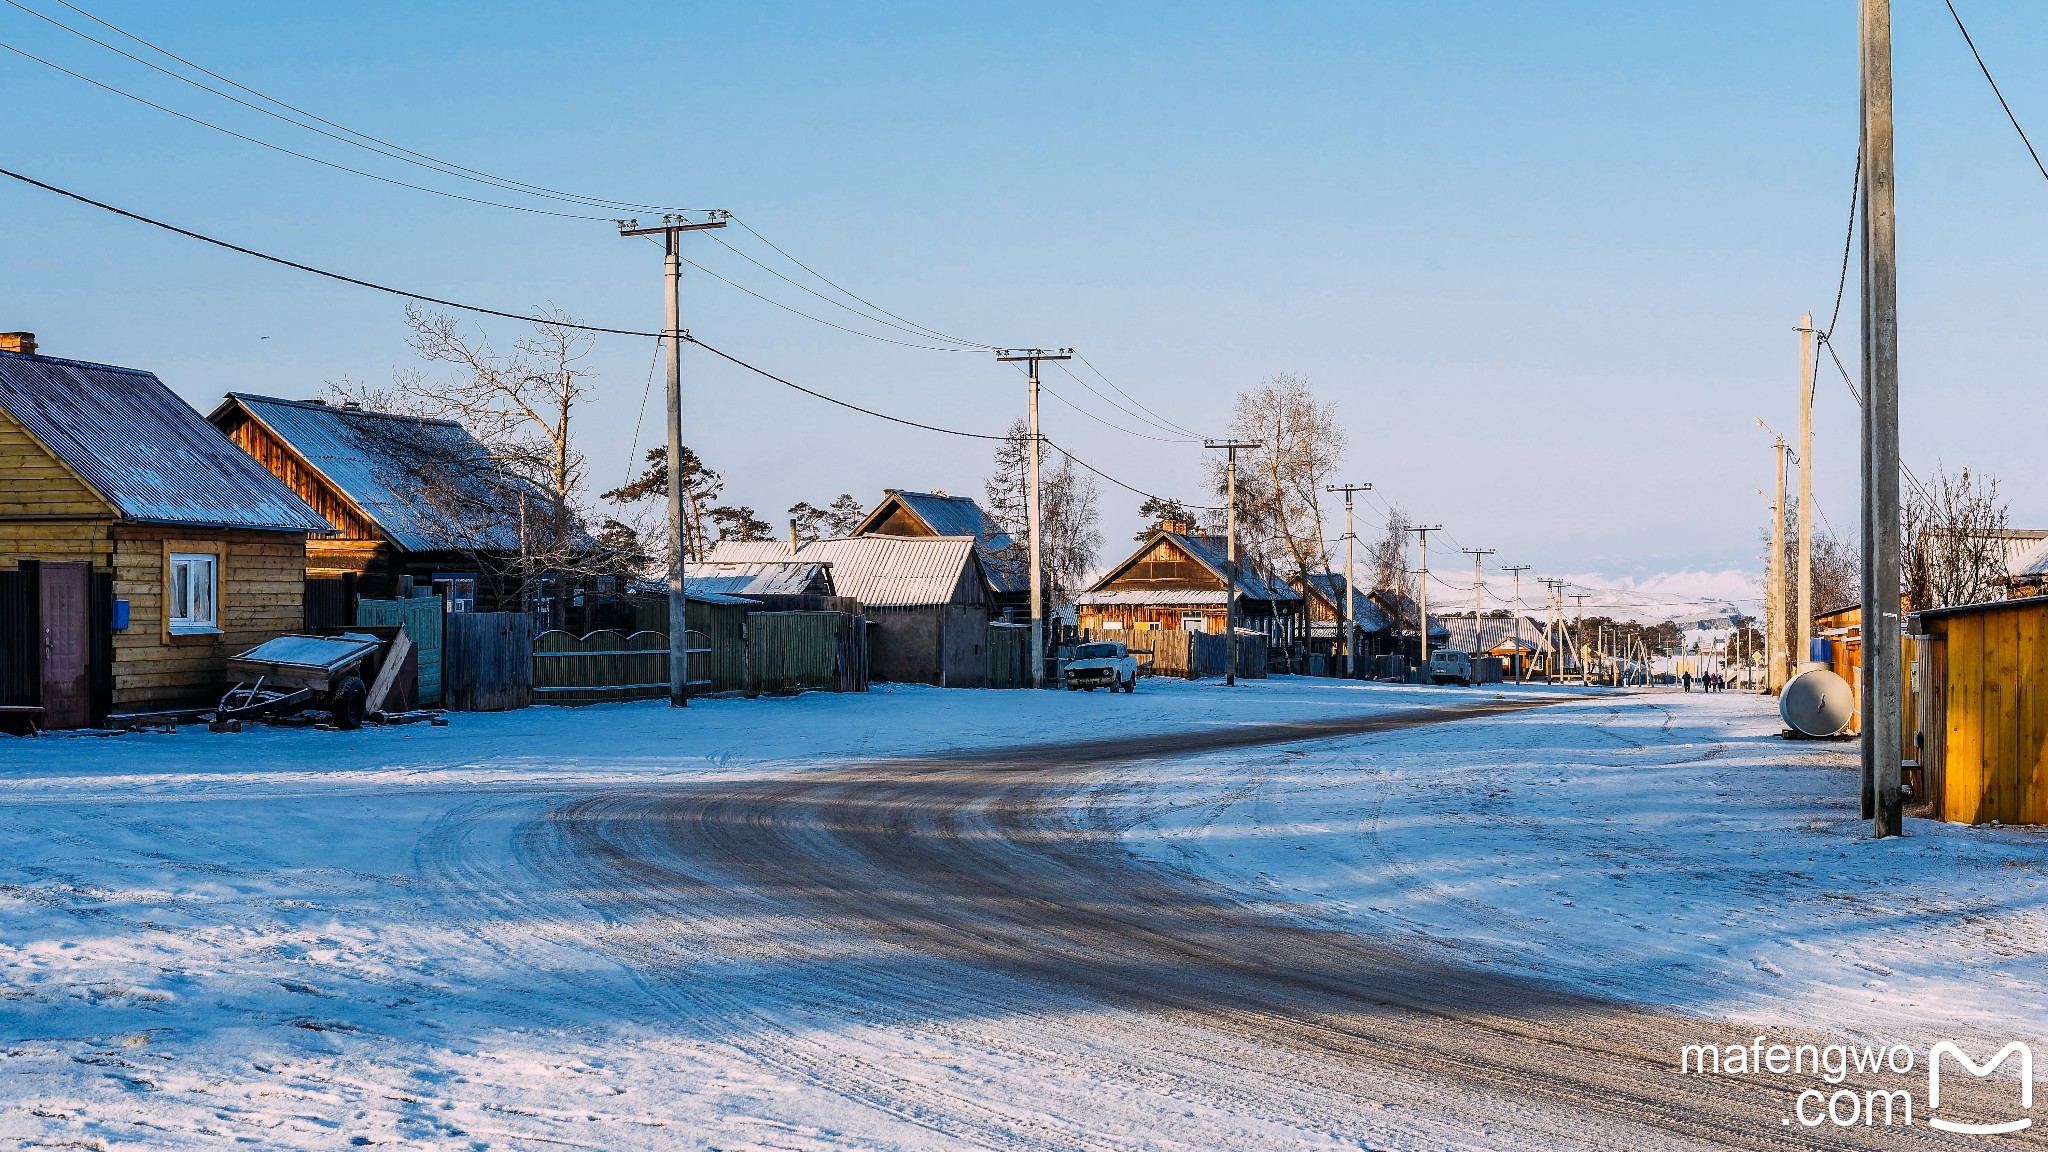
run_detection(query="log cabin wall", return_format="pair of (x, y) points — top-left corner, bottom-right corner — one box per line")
(0, 404), (117, 568)
(1920, 597), (2048, 825)
(108, 524), (308, 712)
(214, 409), (389, 577)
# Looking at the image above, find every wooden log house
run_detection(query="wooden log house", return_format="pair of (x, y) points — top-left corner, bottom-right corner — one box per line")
(0, 335), (332, 725)
(852, 489), (1031, 619)
(1074, 529), (1302, 655)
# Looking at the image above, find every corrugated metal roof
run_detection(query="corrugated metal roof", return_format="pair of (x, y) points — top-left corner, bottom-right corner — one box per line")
(861, 490), (1029, 595)
(0, 351), (331, 533)
(219, 393), (527, 552)
(1087, 530), (1297, 603)
(706, 535), (983, 608)
(1075, 588), (1228, 606)
(687, 561), (831, 598)
(1439, 616), (1550, 654)
(1301, 573), (1396, 632)
(1367, 588), (1452, 641)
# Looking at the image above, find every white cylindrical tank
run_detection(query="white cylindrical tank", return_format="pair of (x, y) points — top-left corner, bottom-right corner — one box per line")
(1780, 667), (1855, 737)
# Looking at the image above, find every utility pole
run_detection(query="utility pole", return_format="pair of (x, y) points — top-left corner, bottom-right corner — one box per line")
(619, 210), (728, 708)
(1327, 483), (1372, 678)
(998, 349), (1074, 689)
(1463, 548), (1495, 666)
(1757, 418), (1789, 693)
(1861, 0), (1904, 837)
(1412, 525), (1443, 669)
(1796, 313), (1817, 672)
(1571, 592), (1589, 685)
(1206, 440), (1263, 686)
(1541, 577), (1565, 682)
(1503, 564), (1530, 682)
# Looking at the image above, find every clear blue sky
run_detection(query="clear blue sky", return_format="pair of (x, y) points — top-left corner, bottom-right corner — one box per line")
(5, 1), (2045, 601)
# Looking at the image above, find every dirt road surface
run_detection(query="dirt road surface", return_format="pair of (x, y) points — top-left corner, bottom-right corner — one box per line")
(496, 699), (2027, 1150)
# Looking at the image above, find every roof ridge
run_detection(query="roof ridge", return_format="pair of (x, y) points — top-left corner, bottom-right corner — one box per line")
(229, 392), (464, 428)
(0, 347), (154, 377)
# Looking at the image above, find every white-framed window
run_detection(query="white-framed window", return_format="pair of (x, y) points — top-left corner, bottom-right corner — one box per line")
(1181, 614), (1208, 633)
(169, 552), (219, 634)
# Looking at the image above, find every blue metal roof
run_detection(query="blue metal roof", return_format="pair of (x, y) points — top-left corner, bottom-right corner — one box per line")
(1302, 573), (1396, 632)
(0, 351), (330, 533)
(220, 393), (521, 553)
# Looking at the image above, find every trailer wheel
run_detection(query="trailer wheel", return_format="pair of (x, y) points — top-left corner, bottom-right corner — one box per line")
(333, 676), (368, 730)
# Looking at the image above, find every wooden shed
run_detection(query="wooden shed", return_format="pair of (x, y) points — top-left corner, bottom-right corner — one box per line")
(0, 338), (332, 725)
(1910, 596), (2048, 825)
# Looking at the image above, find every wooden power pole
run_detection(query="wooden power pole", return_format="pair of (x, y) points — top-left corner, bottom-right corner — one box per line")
(1503, 564), (1530, 682)
(1861, 0), (1904, 837)
(618, 210), (728, 708)
(997, 349), (1072, 689)
(1463, 547), (1494, 667)
(1206, 440), (1262, 685)
(1327, 483), (1372, 678)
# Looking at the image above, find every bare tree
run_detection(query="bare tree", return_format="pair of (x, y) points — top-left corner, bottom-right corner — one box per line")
(985, 419), (1103, 606)
(1763, 504), (1861, 660)
(1205, 374), (1346, 584)
(1366, 502), (1415, 601)
(1902, 464), (2010, 611)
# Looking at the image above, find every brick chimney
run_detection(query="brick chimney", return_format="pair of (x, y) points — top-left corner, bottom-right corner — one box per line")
(0, 332), (37, 356)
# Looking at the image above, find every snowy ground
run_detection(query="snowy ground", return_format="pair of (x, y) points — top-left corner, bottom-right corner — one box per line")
(1, 679), (2043, 1148)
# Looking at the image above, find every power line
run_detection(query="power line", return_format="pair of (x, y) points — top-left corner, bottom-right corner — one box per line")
(9, 0), (697, 215)
(704, 231), (992, 350)
(726, 215), (998, 350)
(679, 255), (979, 351)
(0, 36), (609, 219)
(1073, 351), (1207, 440)
(0, 162), (1215, 512)
(1824, 148), (1860, 341)
(1050, 360), (1202, 442)
(1942, 0), (2048, 186)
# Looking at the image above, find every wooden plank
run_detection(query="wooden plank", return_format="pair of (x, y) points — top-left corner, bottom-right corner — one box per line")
(1948, 614), (1984, 824)
(364, 629), (412, 713)
(2021, 607), (2048, 824)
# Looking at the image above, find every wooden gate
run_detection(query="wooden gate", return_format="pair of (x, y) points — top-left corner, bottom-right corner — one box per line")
(358, 595), (444, 705)
(748, 612), (843, 694)
(986, 623), (1031, 688)
(444, 611), (532, 711)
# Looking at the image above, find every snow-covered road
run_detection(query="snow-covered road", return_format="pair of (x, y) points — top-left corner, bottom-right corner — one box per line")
(2, 681), (2044, 1149)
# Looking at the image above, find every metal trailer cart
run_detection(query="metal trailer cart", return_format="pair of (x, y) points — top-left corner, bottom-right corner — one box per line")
(211, 631), (407, 731)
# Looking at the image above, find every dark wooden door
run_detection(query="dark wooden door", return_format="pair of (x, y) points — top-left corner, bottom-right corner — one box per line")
(39, 561), (91, 729)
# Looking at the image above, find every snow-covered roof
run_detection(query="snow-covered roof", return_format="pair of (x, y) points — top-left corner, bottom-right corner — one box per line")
(214, 393), (523, 553)
(705, 535), (984, 608)
(687, 561), (833, 599)
(0, 350), (331, 533)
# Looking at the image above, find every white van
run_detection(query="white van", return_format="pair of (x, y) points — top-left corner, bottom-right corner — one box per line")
(1429, 649), (1474, 686)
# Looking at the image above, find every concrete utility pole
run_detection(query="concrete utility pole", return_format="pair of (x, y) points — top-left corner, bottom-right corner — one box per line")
(1540, 578), (1564, 681)
(1327, 483), (1372, 678)
(1861, 0), (1904, 837)
(1503, 564), (1530, 682)
(618, 210), (728, 708)
(1412, 525), (1443, 668)
(997, 349), (1073, 690)
(1206, 440), (1262, 686)
(1796, 313), (1817, 673)
(1571, 592), (1589, 685)
(1463, 548), (1495, 664)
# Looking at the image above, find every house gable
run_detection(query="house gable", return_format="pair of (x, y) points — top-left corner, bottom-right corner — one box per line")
(213, 400), (385, 543)
(0, 403), (116, 519)
(858, 494), (935, 538)
(1092, 534), (1229, 594)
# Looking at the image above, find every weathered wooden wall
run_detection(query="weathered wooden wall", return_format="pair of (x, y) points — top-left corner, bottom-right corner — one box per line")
(532, 629), (666, 703)
(107, 524), (306, 713)
(216, 407), (390, 577)
(443, 611), (532, 711)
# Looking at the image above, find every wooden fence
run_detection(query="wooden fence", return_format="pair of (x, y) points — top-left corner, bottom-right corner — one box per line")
(633, 596), (751, 693)
(444, 611), (532, 711)
(987, 623), (1032, 689)
(748, 611), (866, 694)
(358, 595), (444, 705)
(532, 629), (667, 704)
(1082, 628), (1264, 680)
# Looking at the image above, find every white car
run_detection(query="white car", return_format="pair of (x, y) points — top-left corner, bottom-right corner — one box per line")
(1065, 641), (1138, 692)
(1429, 649), (1474, 686)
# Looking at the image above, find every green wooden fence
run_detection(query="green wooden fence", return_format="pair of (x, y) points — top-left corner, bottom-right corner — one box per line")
(987, 623), (1032, 688)
(532, 629), (668, 704)
(357, 594), (444, 704)
(748, 611), (847, 694)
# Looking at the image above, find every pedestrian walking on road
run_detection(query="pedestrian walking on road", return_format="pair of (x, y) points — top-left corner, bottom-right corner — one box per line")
(1682, 671), (1692, 692)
